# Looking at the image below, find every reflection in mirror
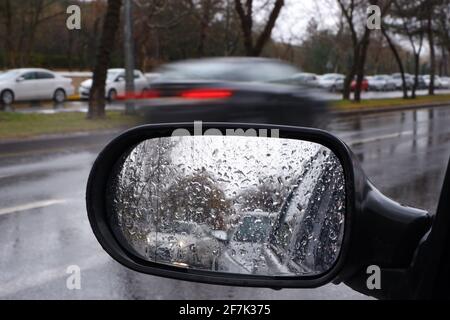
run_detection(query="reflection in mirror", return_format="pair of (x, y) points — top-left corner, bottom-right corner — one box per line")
(108, 135), (346, 277)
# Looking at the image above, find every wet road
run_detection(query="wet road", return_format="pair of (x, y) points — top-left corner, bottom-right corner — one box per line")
(1, 105), (449, 299)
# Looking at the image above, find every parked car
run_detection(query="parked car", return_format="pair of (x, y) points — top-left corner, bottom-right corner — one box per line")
(368, 75), (396, 91)
(138, 57), (330, 128)
(416, 75), (428, 90)
(317, 73), (345, 92)
(440, 76), (450, 89)
(0, 68), (74, 105)
(144, 72), (161, 84)
(391, 73), (414, 89)
(290, 72), (319, 87)
(79, 68), (149, 101)
(350, 77), (369, 92)
(423, 75), (442, 89)
(144, 220), (224, 270)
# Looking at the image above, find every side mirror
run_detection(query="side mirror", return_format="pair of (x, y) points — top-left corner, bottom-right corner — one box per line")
(116, 76), (125, 82)
(16, 76), (25, 82)
(86, 123), (431, 297)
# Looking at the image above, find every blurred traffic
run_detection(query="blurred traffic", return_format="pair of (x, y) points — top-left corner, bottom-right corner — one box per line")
(2, 59), (450, 129)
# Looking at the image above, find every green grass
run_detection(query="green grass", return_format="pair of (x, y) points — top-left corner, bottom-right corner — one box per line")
(0, 111), (140, 140)
(333, 94), (450, 111)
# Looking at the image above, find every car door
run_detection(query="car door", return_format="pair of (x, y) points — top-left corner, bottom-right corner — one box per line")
(14, 71), (39, 100)
(114, 72), (126, 95)
(410, 157), (450, 299)
(35, 71), (57, 99)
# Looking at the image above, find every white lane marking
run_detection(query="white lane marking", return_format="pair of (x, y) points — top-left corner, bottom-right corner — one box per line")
(347, 130), (413, 146)
(0, 199), (67, 216)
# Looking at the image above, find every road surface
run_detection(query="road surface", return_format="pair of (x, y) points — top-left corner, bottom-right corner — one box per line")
(0, 105), (449, 299)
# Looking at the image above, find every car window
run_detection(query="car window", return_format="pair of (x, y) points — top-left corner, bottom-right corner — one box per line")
(107, 71), (122, 82)
(0, 70), (21, 81)
(35, 72), (55, 79)
(21, 72), (36, 80)
(233, 216), (272, 243)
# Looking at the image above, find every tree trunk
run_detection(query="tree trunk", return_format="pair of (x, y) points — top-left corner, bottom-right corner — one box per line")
(428, 15), (435, 95)
(234, 0), (284, 56)
(382, 26), (409, 99)
(234, 0), (253, 56)
(4, 0), (14, 67)
(412, 53), (420, 99)
(343, 63), (357, 100)
(88, 0), (123, 119)
(354, 29), (371, 102)
(252, 0), (284, 56)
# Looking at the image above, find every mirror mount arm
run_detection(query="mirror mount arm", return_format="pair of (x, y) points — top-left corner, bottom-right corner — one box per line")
(341, 181), (432, 299)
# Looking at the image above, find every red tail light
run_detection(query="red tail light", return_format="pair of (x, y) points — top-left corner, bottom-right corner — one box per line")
(180, 88), (233, 99)
(118, 90), (160, 100)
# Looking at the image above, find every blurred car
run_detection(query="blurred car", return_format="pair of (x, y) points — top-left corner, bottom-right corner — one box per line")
(79, 68), (149, 101)
(391, 73), (414, 90)
(351, 77), (369, 92)
(137, 57), (329, 128)
(0, 68), (74, 105)
(145, 220), (224, 270)
(317, 73), (345, 92)
(368, 75), (396, 91)
(440, 77), (450, 89)
(423, 75), (442, 89)
(290, 72), (319, 87)
(144, 72), (161, 84)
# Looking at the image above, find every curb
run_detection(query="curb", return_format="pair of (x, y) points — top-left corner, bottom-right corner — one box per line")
(0, 129), (123, 160)
(0, 128), (123, 145)
(332, 101), (450, 116)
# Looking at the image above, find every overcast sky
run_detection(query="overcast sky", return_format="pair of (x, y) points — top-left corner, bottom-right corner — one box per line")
(269, 0), (339, 44)
(266, 0), (426, 54)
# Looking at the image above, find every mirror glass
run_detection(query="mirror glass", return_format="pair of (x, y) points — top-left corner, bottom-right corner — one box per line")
(108, 135), (346, 277)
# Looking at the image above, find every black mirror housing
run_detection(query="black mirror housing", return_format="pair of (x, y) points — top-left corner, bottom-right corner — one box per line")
(86, 123), (431, 295)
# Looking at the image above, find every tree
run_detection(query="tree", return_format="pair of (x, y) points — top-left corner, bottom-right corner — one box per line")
(88, 0), (123, 119)
(382, 0), (424, 99)
(381, 25), (409, 98)
(435, 1), (450, 76)
(161, 172), (233, 230)
(336, 0), (379, 101)
(0, 0), (67, 67)
(188, 0), (223, 56)
(236, 182), (286, 213)
(234, 0), (284, 56)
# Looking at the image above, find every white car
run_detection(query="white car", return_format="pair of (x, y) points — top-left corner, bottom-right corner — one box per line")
(144, 72), (161, 84)
(423, 75), (442, 89)
(317, 73), (345, 92)
(79, 68), (149, 101)
(0, 68), (74, 105)
(440, 77), (450, 89)
(290, 72), (319, 87)
(392, 73), (417, 90)
(368, 75), (396, 91)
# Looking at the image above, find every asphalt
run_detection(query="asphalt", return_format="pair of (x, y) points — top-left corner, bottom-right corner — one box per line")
(0, 105), (449, 299)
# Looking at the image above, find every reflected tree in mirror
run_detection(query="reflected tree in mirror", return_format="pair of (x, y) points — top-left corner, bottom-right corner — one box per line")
(108, 135), (346, 277)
